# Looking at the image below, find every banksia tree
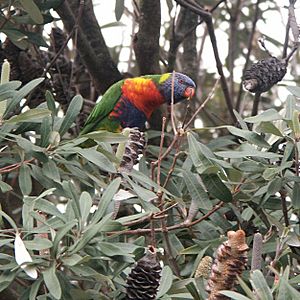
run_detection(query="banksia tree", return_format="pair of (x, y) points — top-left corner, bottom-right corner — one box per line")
(206, 230), (249, 300)
(125, 246), (162, 300)
(118, 127), (146, 173)
(243, 56), (287, 93)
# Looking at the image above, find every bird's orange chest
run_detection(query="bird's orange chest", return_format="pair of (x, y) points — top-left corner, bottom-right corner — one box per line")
(121, 78), (164, 119)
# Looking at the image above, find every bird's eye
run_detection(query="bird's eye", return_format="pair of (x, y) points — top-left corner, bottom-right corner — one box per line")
(178, 79), (184, 84)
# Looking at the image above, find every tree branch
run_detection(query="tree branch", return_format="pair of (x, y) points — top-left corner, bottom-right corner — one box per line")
(55, 0), (122, 94)
(133, 0), (161, 74)
(174, 0), (237, 124)
(235, 0), (261, 112)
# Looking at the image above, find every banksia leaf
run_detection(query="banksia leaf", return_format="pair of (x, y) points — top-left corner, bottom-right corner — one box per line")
(243, 57), (287, 93)
(119, 127), (146, 173)
(125, 245), (162, 300)
(206, 230), (249, 300)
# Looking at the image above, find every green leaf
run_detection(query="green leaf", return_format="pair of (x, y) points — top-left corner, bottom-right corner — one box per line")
(182, 170), (212, 210)
(24, 238), (53, 250)
(186, 282), (202, 300)
(43, 264), (61, 299)
(83, 130), (128, 143)
(244, 109), (281, 123)
(257, 122), (283, 137)
(77, 148), (116, 173)
(5, 108), (50, 124)
(115, 0), (125, 21)
(20, 0), (44, 24)
(216, 149), (281, 159)
(59, 95), (83, 136)
(0, 180), (12, 193)
(45, 90), (57, 117)
(292, 111), (300, 139)
(42, 160), (60, 182)
(157, 266), (173, 298)
(292, 182), (300, 209)
(91, 177), (121, 223)
(0, 100), (7, 118)
(69, 214), (112, 254)
(187, 132), (219, 174)
(29, 277), (43, 300)
(200, 174), (232, 202)
(2, 29), (29, 50)
(4, 78), (44, 116)
(250, 270), (273, 300)
(19, 164), (32, 195)
(52, 220), (77, 258)
(79, 191), (92, 226)
(220, 291), (252, 300)
(0, 210), (18, 231)
(227, 126), (270, 148)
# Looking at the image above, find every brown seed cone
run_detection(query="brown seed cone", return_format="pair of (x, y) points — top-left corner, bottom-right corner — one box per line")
(119, 127), (146, 173)
(206, 230), (249, 300)
(125, 246), (161, 300)
(243, 57), (287, 93)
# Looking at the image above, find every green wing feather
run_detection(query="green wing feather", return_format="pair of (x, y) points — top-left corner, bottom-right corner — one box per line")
(80, 79), (124, 135)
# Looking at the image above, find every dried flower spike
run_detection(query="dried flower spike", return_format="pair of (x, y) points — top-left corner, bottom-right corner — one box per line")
(206, 230), (249, 300)
(125, 245), (162, 300)
(195, 256), (213, 279)
(119, 127), (146, 173)
(243, 57), (287, 93)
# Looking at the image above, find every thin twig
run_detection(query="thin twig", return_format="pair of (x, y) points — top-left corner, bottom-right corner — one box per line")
(235, 0), (261, 112)
(279, 188), (289, 227)
(42, 0), (85, 77)
(184, 77), (220, 129)
(156, 117), (167, 188)
(174, 0), (236, 124)
(251, 91), (261, 117)
(108, 201), (224, 235)
(170, 71), (177, 134)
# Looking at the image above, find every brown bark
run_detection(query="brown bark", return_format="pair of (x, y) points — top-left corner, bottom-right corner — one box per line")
(133, 0), (161, 74)
(55, 0), (122, 94)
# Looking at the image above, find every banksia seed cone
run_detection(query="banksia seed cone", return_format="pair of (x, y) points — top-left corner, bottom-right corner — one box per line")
(206, 230), (249, 300)
(243, 57), (287, 93)
(125, 246), (161, 300)
(119, 127), (146, 172)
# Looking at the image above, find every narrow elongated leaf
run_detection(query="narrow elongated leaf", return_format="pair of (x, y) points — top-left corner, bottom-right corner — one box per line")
(29, 277), (43, 300)
(115, 0), (125, 21)
(4, 78), (44, 116)
(200, 174), (232, 202)
(42, 160), (60, 182)
(227, 126), (270, 148)
(20, 0), (43, 23)
(257, 122), (283, 137)
(43, 264), (61, 299)
(69, 214), (112, 254)
(92, 177), (121, 223)
(216, 150), (281, 159)
(14, 233), (38, 279)
(83, 131), (128, 143)
(52, 220), (77, 258)
(220, 291), (252, 300)
(292, 182), (300, 209)
(0, 100), (7, 118)
(19, 164), (32, 195)
(6, 108), (51, 124)
(187, 132), (219, 174)
(157, 266), (173, 298)
(59, 95), (83, 136)
(250, 270), (273, 300)
(77, 148), (116, 173)
(182, 170), (212, 210)
(79, 191), (93, 225)
(244, 109), (281, 123)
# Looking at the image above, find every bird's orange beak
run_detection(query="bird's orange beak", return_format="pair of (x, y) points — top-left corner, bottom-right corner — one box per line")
(184, 87), (195, 99)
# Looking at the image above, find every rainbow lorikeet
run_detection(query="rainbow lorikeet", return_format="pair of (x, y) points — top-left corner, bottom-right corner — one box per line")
(80, 72), (196, 134)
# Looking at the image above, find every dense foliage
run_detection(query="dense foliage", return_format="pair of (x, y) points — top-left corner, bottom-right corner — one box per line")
(0, 0), (299, 299)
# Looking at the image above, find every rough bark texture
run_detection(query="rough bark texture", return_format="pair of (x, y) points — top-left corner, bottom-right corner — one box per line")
(55, 0), (122, 94)
(133, 0), (161, 75)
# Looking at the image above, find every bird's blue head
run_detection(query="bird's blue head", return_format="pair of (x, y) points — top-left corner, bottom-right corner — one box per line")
(158, 72), (196, 105)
